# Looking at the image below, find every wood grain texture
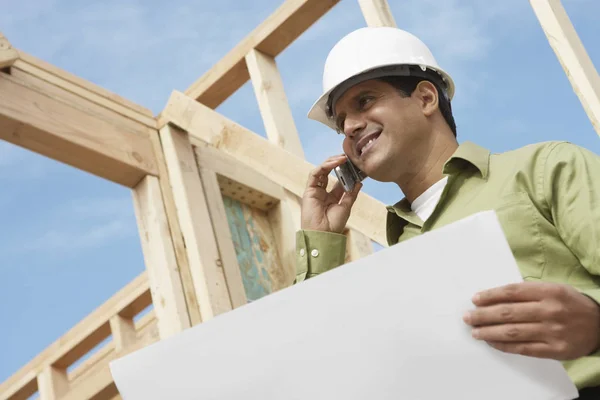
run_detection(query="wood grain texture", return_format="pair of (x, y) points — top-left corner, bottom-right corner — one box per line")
(246, 48), (304, 157)
(159, 124), (233, 320)
(0, 31), (18, 69)
(17, 51), (153, 118)
(184, 0), (340, 108)
(132, 176), (192, 338)
(0, 72), (157, 187)
(223, 197), (287, 301)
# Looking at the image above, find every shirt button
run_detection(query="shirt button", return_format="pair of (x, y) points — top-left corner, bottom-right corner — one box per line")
(299, 248), (306, 257)
(311, 249), (319, 257)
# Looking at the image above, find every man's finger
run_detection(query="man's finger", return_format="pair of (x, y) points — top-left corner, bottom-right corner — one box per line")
(471, 322), (545, 343)
(338, 181), (362, 208)
(306, 155), (347, 189)
(464, 301), (542, 326)
(472, 282), (552, 306)
(486, 341), (556, 359)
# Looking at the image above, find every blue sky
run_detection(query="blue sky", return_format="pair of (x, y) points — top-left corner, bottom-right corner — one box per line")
(1, 0), (600, 386)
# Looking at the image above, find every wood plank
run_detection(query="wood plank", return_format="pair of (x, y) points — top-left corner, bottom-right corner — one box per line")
(184, 0), (340, 108)
(0, 72), (157, 187)
(0, 273), (150, 399)
(358, 0), (397, 27)
(267, 189), (302, 289)
(159, 124), (233, 321)
(198, 167), (248, 308)
(18, 51), (153, 118)
(245, 48), (304, 157)
(109, 315), (137, 354)
(194, 142), (284, 204)
(132, 175), (192, 338)
(161, 91), (389, 246)
(0, 31), (18, 69)
(37, 366), (68, 400)
(0, 373), (37, 400)
(12, 60), (156, 128)
(149, 128), (202, 326)
(530, 0), (600, 136)
(222, 197), (288, 301)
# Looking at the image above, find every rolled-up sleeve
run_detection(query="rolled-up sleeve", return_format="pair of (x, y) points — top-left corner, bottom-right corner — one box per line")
(295, 230), (347, 283)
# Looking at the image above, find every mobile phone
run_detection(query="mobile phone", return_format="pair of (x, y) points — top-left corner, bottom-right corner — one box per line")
(334, 156), (367, 192)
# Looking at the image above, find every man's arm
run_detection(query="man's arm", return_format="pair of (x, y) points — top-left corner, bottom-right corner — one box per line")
(464, 142), (600, 361)
(294, 230), (347, 283)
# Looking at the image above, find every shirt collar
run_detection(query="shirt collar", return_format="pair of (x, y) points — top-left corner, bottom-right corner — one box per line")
(384, 141), (491, 245)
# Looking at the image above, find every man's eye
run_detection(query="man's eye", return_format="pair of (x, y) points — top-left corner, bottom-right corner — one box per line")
(358, 96), (373, 109)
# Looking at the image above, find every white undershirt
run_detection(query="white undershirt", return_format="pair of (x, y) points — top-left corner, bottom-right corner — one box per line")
(410, 177), (449, 222)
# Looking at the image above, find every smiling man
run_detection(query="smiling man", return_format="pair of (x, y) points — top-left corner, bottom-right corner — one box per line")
(296, 27), (600, 398)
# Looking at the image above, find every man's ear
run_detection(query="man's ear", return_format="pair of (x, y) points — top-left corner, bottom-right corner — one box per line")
(415, 80), (439, 117)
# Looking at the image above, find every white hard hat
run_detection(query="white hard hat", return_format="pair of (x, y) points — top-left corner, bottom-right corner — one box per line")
(307, 26), (455, 131)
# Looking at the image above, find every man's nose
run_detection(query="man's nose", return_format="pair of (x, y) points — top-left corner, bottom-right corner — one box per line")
(343, 115), (366, 138)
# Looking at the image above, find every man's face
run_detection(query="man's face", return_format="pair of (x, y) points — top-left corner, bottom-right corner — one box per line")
(333, 78), (431, 182)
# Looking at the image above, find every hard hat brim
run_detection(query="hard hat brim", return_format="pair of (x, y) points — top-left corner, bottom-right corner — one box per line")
(307, 63), (455, 132)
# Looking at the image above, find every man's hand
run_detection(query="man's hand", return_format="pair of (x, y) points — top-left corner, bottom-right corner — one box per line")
(301, 155), (362, 233)
(463, 282), (600, 360)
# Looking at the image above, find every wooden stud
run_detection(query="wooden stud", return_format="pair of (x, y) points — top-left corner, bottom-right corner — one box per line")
(0, 274), (150, 399)
(198, 166), (248, 308)
(37, 366), (69, 400)
(132, 176), (192, 338)
(183, 0), (340, 109)
(529, 0), (600, 136)
(268, 190), (303, 288)
(246, 48), (304, 157)
(358, 0), (397, 27)
(159, 124), (233, 320)
(0, 31), (18, 69)
(161, 91), (389, 247)
(0, 72), (158, 188)
(148, 129), (203, 326)
(109, 315), (137, 354)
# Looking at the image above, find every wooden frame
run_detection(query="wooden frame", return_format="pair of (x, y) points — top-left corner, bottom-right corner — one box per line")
(530, 0), (600, 137)
(3, 0), (599, 398)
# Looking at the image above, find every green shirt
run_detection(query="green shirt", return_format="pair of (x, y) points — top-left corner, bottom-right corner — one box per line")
(295, 140), (600, 390)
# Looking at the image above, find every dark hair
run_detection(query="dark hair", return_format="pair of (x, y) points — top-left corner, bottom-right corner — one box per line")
(378, 75), (457, 137)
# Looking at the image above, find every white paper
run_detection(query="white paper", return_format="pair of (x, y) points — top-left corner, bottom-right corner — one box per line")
(110, 210), (578, 400)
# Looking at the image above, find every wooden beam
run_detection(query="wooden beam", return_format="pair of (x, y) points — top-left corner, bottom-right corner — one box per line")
(0, 31), (18, 69)
(184, 0), (340, 108)
(37, 366), (68, 400)
(17, 51), (154, 120)
(0, 71), (158, 187)
(162, 91), (389, 246)
(12, 58), (156, 128)
(358, 0), (397, 27)
(109, 315), (137, 354)
(159, 124), (234, 320)
(245, 48), (304, 157)
(0, 273), (150, 399)
(268, 189), (302, 288)
(198, 166), (248, 308)
(132, 175), (192, 338)
(148, 127), (202, 325)
(530, 0), (600, 136)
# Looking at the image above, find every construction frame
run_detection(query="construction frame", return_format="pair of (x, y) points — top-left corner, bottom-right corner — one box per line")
(1, 0), (598, 399)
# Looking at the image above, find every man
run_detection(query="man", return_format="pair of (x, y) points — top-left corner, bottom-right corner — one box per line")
(295, 26), (600, 398)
